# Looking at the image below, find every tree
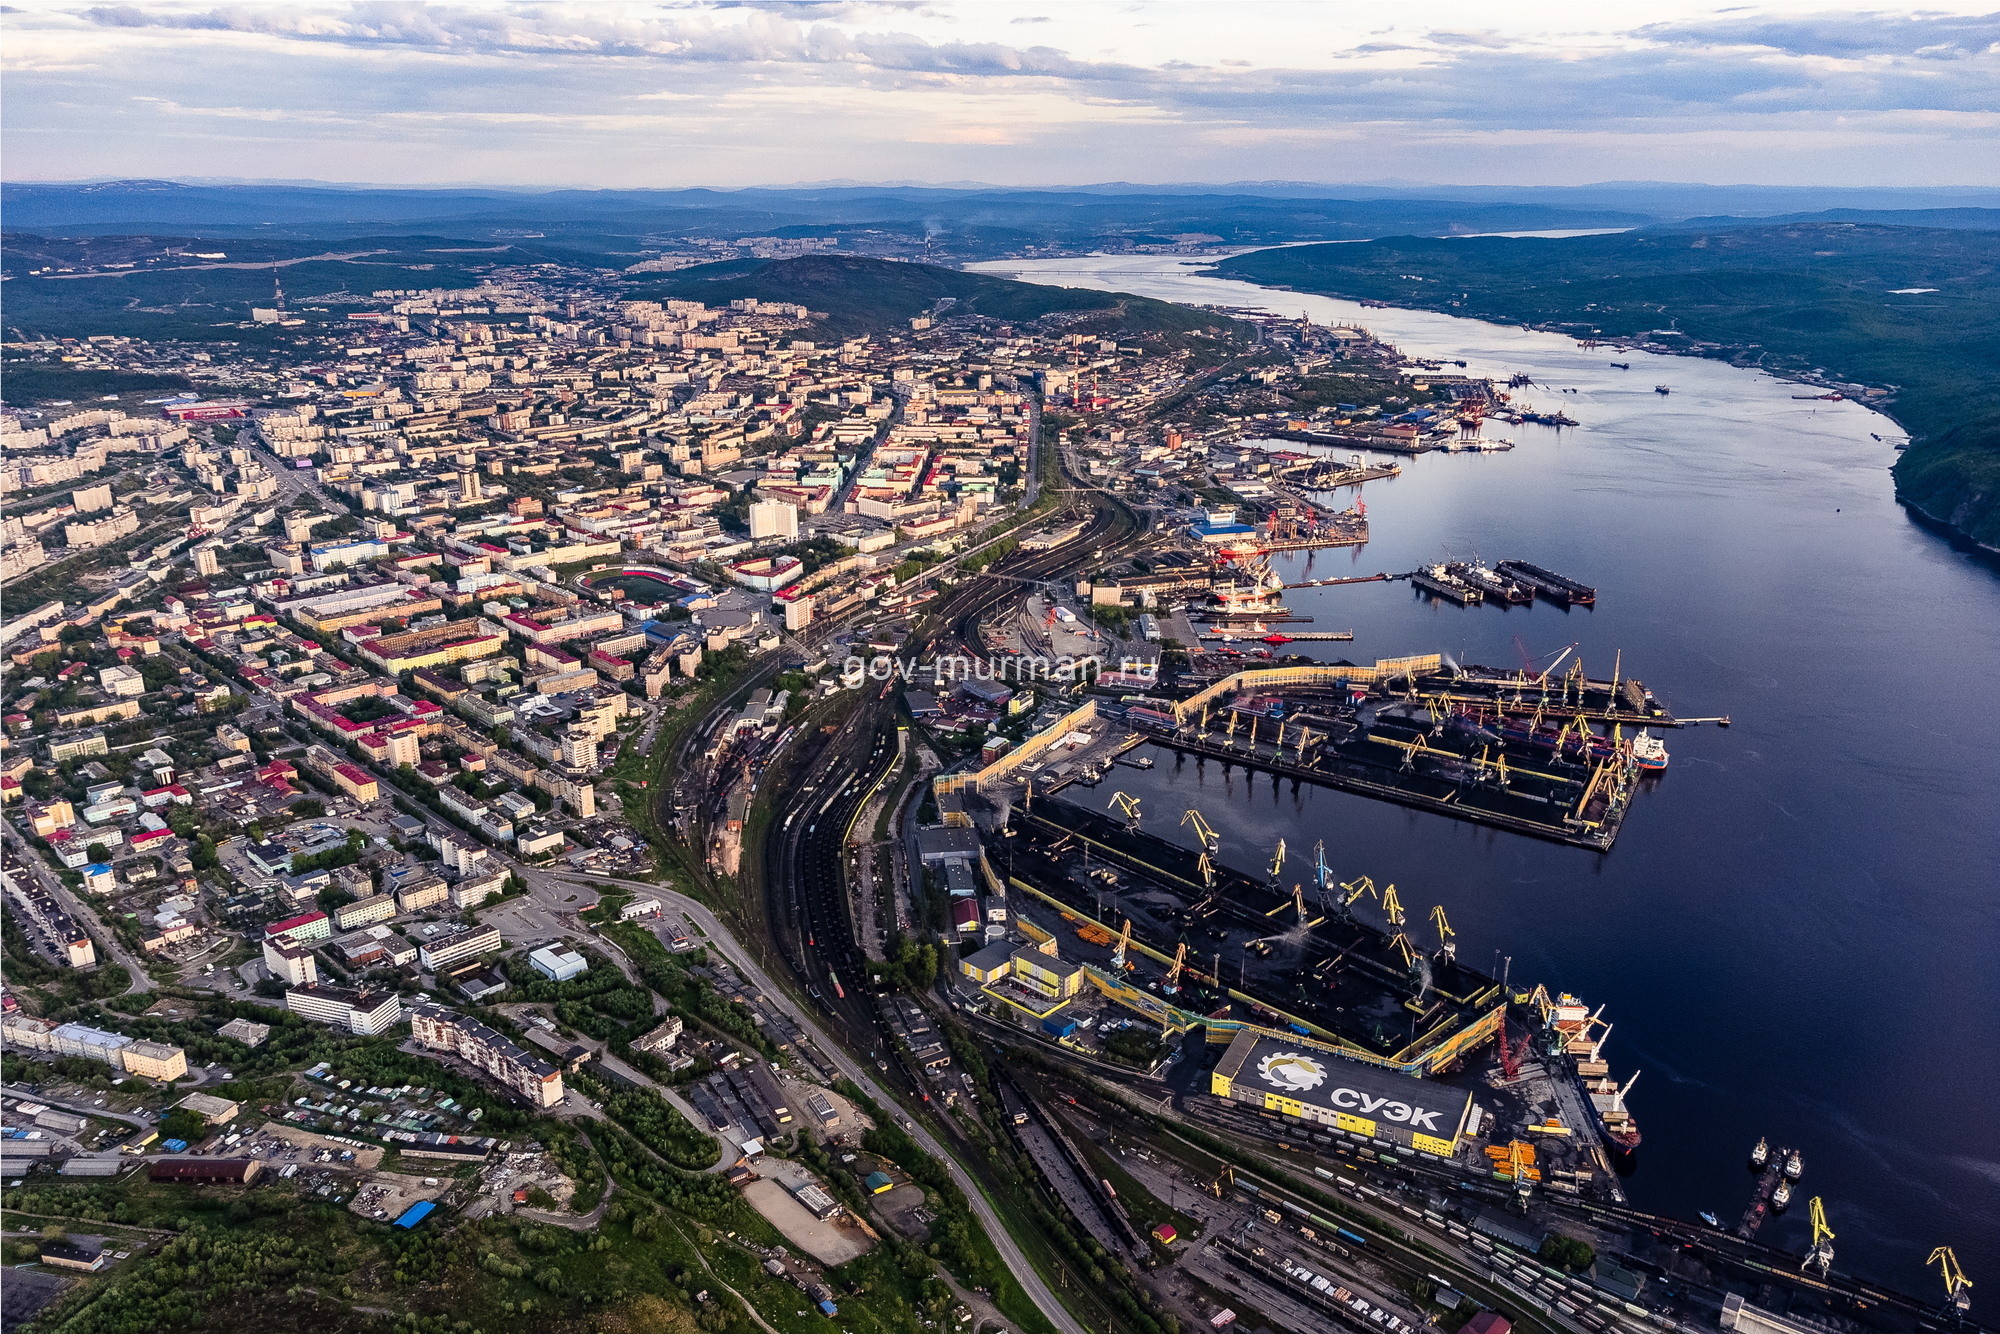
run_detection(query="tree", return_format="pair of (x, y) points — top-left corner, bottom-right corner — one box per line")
(1541, 1231), (1596, 1272)
(86, 843), (111, 864)
(159, 1108), (207, 1145)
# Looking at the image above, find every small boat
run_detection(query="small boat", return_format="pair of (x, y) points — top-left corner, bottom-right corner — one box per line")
(1784, 1149), (1803, 1181)
(1751, 1136), (1769, 1168)
(1700, 1211), (1720, 1229)
(1631, 731), (1669, 771)
(1772, 1180), (1793, 1210)
(1610, 362), (1630, 370)
(1655, 385), (1671, 395)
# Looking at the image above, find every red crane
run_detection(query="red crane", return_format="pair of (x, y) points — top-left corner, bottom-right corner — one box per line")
(1498, 1015), (1523, 1080)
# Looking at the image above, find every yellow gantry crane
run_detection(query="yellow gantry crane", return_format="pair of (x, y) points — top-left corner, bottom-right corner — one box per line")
(1110, 918), (1134, 972)
(1108, 791), (1141, 831)
(1182, 808), (1221, 853)
(1928, 1247), (1972, 1320)
(1804, 1198), (1835, 1277)
(1430, 905), (1456, 963)
(1338, 875), (1379, 919)
(1381, 883), (1415, 967)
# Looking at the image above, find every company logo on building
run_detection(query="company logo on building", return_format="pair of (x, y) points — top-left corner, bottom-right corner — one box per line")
(1257, 1050), (1328, 1092)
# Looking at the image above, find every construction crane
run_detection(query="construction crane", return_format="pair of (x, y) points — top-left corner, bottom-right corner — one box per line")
(1928, 1247), (1972, 1323)
(1110, 919), (1133, 972)
(1430, 905), (1456, 962)
(1267, 837), (1287, 889)
(1107, 791), (1141, 831)
(1210, 1164), (1234, 1198)
(1181, 808), (1221, 854)
(1804, 1198), (1835, 1277)
(1163, 942), (1189, 994)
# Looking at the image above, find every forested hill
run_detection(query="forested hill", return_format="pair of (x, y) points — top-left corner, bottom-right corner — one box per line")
(1211, 224), (2000, 551)
(635, 255), (1237, 341)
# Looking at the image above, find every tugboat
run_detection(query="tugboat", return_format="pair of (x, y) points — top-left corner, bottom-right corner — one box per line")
(1772, 1179), (1794, 1211)
(1700, 1211), (1721, 1229)
(1785, 1149), (1804, 1181)
(1751, 1136), (1770, 1169)
(1631, 730), (1670, 771)
(1655, 385), (1671, 395)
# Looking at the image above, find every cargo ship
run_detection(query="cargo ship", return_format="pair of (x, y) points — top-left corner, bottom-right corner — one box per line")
(1496, 560), (1598, 607)
(1544, 991), (1642, 1155)
(1450, 562), (1535, 604)
(1411, 564), (1483, 605)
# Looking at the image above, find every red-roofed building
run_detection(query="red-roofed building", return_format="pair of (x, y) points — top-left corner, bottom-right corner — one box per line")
(330, 763), (379, 803)
(266, 910), (331, 943)
(131, 828), (176, 853)
(141, 784), (194, 808)
(0, 776), (20, 803)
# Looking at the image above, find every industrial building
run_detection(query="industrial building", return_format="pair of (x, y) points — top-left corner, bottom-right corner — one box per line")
(149, 1157), (264, 1185)
(1208, 1030), (1472, 1159)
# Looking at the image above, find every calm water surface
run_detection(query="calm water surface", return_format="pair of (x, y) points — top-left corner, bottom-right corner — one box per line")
(972, 253), (2000, 1293)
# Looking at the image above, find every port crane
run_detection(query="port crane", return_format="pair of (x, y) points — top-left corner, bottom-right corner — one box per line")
(1313, 840), (1333, 892)
(1181, 808), (1221, 854)
(1430, 905), (1456, 963)
(1110, 919), (1133, 972)
(1336, 875), (1379, 921)
(1928, 1247), (1972, 1324)
(1107, 791), (1141, 831)
(1163, 942), (1188, 994)
(1196, 851), (1217, 890)
(1804, 1197), (1835, 1277)
(1267, 837), (1287, 889)
(1380, 884), (1416, 967)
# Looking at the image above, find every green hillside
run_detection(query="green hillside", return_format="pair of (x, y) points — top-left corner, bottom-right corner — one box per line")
(1211, 225), (2000, 551)
(639, 254), (1233, 341)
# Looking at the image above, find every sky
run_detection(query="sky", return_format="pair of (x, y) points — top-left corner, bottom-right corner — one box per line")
(2, 0), (1996, 189)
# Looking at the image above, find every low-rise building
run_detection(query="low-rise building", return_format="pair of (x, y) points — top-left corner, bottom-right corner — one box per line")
(217, 1017), (271, 1047)
(528, 944), (587, 981)
(332, 892), (396, 930)
(633, 1016), (683, 1053)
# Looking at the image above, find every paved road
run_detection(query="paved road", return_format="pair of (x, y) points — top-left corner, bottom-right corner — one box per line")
(544, 868), (1087, 1334)
(0, 815), (155, 995)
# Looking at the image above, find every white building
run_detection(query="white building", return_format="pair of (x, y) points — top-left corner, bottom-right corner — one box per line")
(98, 664), (145, 698)
(285, 983), (402, 1035)
(528, 944), (587, 982)
(749, 498), (800, 541)
(261, 936), (320, 987)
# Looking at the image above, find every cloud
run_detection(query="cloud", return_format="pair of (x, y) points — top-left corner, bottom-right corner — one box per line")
(4, 2), (1997, 188)
(1636, 10), (2000, 59)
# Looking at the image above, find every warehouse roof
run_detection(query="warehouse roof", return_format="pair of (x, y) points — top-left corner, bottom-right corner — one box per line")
(1212, 1030), (1469, 1137)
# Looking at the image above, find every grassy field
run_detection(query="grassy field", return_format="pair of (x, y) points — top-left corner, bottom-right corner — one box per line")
(1213, 223), (2000, 549)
